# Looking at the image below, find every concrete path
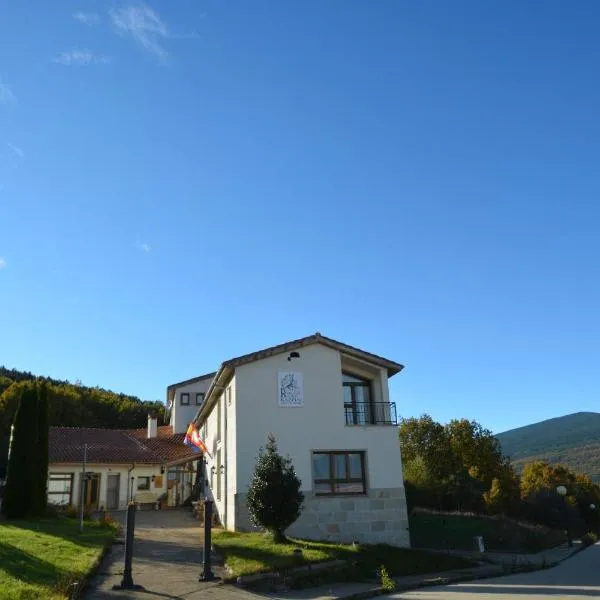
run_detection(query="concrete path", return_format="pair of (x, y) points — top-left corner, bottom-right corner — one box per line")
(389, 542), (600, 599)
(85, 508), (248, 600)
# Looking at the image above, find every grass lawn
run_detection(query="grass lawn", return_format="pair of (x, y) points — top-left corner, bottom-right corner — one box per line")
(409, 511), (565, 553)
(0, 517), (116, 600)
(212, 530), (473, 584)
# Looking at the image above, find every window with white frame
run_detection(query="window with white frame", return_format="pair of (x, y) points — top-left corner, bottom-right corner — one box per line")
(47, 473), (73, 505)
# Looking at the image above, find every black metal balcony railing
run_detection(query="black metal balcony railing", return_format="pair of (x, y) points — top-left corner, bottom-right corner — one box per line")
(344, 402), (397, 426)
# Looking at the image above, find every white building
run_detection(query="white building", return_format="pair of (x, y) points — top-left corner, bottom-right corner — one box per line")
(167, 333), (410, 547)
(47, 415), (200, 511)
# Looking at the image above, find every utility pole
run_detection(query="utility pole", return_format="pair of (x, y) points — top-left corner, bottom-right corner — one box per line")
(79, 444), (87, 532)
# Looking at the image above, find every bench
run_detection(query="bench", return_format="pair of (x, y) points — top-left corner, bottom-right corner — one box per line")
(134, 491), (160, 510)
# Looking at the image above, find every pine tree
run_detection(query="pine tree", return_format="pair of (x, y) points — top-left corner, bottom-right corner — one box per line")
(1, 383), (37, 518)
(246, 434), (304, 542)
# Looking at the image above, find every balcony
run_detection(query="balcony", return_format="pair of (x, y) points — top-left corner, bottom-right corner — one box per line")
(344, 402), (397, 426)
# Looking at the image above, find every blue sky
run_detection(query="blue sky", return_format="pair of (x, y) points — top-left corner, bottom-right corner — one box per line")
(1, 1), (599, 434)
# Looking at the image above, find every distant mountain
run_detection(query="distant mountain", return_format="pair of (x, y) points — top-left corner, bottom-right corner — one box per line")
(496, 412), (600, 482)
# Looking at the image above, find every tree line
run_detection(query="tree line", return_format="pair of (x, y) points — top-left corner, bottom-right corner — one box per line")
(400, 414), (600, 532)
(0, 367), (165, 477)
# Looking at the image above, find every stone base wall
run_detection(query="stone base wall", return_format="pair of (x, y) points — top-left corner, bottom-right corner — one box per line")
(234, 487), (410, 548)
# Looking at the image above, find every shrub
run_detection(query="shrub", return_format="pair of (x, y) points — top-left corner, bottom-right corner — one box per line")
(581, 532), (598, 547)
(246, 434), (304, 543)
(380, 565), (396, 593)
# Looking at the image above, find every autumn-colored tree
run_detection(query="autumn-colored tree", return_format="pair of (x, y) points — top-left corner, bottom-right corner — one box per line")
(483, 462), (521, 514)
(446, 419), (504, 488)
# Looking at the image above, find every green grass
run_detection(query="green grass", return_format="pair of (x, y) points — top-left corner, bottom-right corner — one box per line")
(0, 517), (116, 600)
(212, 530), (473, 583)
(409, 511), (565, 553)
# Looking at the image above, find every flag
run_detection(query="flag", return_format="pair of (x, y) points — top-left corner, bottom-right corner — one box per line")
(184, 423), (211, 457)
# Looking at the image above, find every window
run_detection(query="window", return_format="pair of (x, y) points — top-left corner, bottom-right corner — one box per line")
(312, 451), (366, 495)
(343, 373), (373, 425)
(195, 392), (204, 406)
(137, 476), (151, 491)
(48, 473), (73, 506)
(181, 393), (190, 406)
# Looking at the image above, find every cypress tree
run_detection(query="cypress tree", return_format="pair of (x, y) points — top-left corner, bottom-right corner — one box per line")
(32, 383), (49, 515)
(1, 383), (36, 518)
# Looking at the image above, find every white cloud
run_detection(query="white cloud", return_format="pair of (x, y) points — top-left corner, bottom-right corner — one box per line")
(7, 142), (24, 159)
(73, 11), (101, 25)
(0, 78), (16, 105)
(0, 258), (6, 269)
(53, 50), (112, 66)
(109, 4), (170, 61)
(135, 241), (152, 253)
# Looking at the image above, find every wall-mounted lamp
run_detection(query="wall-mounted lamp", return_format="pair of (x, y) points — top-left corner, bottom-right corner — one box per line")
(287, 351), (300, 361)
(211, 466), (216, 474)
(219, 465), (225, 474)
(160, 466), (165, 474)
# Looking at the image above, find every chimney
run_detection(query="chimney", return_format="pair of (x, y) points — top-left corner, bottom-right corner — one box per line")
(147, 412), (158, 439)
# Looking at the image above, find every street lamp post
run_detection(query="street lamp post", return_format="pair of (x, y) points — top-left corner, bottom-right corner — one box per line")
(556, 485), (572, 547)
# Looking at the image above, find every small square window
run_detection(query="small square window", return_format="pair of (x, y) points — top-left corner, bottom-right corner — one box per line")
(137, 477), (150, 491)
(195, 392), (204, 406)
(181, 393), (190, 406)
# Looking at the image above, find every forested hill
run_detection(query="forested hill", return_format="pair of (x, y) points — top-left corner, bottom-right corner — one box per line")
(0, 366), (165, 475)
(496, 412), (600, 482)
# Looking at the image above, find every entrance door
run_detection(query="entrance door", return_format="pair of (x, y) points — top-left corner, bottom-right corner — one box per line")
(106, 474), (120, 510)
(83, 473), (101, 510)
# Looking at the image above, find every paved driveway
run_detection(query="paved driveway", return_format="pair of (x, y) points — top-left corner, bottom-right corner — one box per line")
(390, 543), (600, 599)
(85, 508), (221, 599)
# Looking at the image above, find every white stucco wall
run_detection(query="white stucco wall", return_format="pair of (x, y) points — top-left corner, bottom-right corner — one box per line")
(200, 375), (237, 529)
(197, 341), (408, 544)
(170, 377), (213, 434)
(47, 463), (166, 510)
(233, 343), (404, 494)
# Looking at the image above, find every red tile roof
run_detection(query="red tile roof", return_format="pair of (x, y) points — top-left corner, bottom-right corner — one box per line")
(49, 426), (199, 465)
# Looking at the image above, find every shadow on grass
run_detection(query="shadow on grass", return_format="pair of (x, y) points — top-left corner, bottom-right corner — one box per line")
(0, 541), (66, 587)
(3, 517), (115, 549)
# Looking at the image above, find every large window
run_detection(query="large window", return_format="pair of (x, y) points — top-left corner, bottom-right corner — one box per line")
(343, 373), (372, 425)
(47, 473), (73, 506)
(181, 393), (190, 406)
(195, 392), (204, 406)
(312, 451), (366, 495)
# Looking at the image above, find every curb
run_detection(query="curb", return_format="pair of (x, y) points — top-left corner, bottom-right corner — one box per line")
(335, 544), (589, 600)
(68, 532), (117, 600)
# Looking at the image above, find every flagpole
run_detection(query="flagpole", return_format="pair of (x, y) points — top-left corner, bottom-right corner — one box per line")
(79, 443), (87, 533)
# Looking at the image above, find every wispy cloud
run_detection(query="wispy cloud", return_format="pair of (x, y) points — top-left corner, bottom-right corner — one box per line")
(0, 258), (6, 270)
(53, 50), (112, 66)
(0, 78), (16, 105)
(73, 11), (101, 25)
(7, 142), (24, 159)
(109, 4), (170, 61)
(135, 241), (152, 253)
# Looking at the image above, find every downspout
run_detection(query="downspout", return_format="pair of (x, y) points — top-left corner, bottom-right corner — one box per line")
(224, 389), (228, 530)
(127, 463), (135, 502)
